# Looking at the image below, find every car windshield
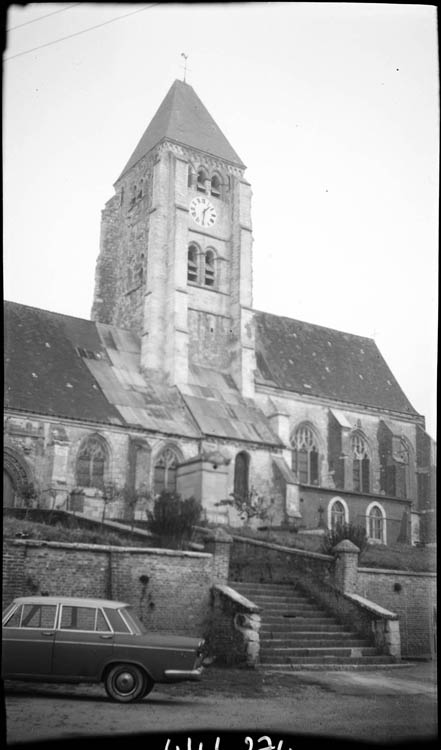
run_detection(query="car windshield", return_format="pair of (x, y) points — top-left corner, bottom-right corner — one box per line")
(120, 606), (147, 635)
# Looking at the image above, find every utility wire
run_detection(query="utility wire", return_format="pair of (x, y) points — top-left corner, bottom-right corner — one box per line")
(4, 3), (159, 61)
(7, 4), (82, 32)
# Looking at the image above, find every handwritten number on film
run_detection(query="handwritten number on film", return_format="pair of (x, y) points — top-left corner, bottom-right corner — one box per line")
(164, 736), (292, 750)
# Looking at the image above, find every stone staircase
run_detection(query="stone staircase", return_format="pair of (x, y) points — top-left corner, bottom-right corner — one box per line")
(232, 580), (397, 671)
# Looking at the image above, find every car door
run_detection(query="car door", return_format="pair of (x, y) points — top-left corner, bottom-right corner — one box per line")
(52, 605), (114, 681)
(2, 603), (57, 678)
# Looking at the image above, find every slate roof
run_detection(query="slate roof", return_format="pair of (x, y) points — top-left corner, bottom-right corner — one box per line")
(3, 302), (200, 438)
(118, 79), (245, 180)
(181, 365), (282, 447)
(254, 311), (419, 416)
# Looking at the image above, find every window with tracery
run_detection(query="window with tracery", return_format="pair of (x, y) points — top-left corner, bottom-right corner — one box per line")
(153, 447), (179, 495)
(76, 436), (108, 489)
(204, 250), (215, 287)
(352, 433), (370, 493)
(368, 505), (384, 542)
(330, 500), (346, 530)
(291, 425), (319, 485)
(187, 244), (199, 283)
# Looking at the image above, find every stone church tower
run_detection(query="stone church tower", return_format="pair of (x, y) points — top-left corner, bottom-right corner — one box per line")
(91, 80), (256, 397)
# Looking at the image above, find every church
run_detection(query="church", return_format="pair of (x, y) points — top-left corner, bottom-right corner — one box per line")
(4, 79), (436, 544)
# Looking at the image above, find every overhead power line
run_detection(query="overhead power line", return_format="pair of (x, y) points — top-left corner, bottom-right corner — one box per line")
(4, 3), (159, 61)
(7, 4), (82, 32)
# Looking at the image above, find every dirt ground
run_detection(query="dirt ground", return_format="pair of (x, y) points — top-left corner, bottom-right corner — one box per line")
(3, 663), (438, 748)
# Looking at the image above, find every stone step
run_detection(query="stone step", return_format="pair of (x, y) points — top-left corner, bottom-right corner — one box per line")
(260, 605), (328, 614)
(260, 655), (395, 665)
(263, 612), (336, 621)
(261, 662), (398, 672)
(260, 638), (370, 649)
(260, 646), (379, 658)
(232, 581), (298, 590)
(242, 596), (314, 606)
(261, 631), (365, 641)
(260, 622), (349, 633)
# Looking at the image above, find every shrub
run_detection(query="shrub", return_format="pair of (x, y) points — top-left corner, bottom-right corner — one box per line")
(146, 491), (202, 548)
(321, 523), (368, 557)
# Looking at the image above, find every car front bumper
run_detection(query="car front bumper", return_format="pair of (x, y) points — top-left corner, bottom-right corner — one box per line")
(163, 666), (204, 681)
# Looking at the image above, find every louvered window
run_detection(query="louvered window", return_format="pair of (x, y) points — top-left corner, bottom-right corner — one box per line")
(210, 175), (221, 197)
(204, 250), (215, 287)
(187, 244), (198, 283)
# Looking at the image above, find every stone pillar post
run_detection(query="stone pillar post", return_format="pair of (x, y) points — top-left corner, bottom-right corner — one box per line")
(205, 528), (232, 584)
(332, 539), (360, 594)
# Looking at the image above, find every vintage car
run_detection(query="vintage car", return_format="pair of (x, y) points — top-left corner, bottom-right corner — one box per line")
(2, 596), (204, 702)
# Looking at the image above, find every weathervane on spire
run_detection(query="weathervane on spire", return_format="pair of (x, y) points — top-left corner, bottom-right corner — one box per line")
(181, 52), (189, 82)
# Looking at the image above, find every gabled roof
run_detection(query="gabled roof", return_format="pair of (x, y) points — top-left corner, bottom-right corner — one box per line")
(3, 301), (200, 438)
(254, 310), (419, 417)
(118, 79), (245, 180)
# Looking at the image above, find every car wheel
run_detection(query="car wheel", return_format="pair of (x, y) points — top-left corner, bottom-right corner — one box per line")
(142, 676), (155, 698)
(104, 664), (146, 703)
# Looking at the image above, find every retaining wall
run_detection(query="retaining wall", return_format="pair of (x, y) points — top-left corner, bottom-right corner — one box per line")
(358, 567), (437, 658)
(2, 539), (214, 637)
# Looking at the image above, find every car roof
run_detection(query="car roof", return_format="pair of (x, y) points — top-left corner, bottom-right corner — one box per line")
(10, 596), (129, 608)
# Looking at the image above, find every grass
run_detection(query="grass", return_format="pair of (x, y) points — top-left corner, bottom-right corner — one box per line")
(4, 516), (436, 572)
(229, 526), (436, 572)
(3, 516), (146, 548)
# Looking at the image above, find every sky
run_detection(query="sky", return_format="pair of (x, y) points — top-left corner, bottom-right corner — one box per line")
(3, 2), (438, 438)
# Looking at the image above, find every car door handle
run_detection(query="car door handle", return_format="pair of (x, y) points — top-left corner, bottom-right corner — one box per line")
(99, 634), (113, 640)
(41, 631), (55, 636)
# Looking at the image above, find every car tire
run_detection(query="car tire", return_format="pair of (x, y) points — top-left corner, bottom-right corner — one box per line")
(142, 676), (155, 698)
(104, 664), (146, 703)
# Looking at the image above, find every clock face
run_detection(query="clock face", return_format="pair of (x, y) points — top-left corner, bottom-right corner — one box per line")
(189, 196), (217, 228)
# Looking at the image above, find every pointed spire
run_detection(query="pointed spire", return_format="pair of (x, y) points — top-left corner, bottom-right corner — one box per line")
(117, 80), (245, 180)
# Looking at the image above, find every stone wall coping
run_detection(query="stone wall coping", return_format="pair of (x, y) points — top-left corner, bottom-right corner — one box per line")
(358, 566), (436, 578)
(214, 584), (260, 613)
(4, 538), (212, 558)
(345, 592), (398, 620)
(231, 535), (333, 562)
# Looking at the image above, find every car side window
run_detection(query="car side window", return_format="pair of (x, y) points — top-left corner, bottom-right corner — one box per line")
(103, 608), (131, 633)
(60, 606), (111, 632)
(21, 604), (57, 629)
(3, 605), (23, 628)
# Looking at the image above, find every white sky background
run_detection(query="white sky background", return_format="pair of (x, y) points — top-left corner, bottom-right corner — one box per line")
(3, 2), (438, 438)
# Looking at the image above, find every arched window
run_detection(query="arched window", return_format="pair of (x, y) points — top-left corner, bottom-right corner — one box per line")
(234, 451), (250, 501)
(210, 174), (221, 197)
(330, 500), (346, 531)
(187, 244), (199, 283)
(153, 447), (180, 495)
(188, 165), (194, 188)
(352, 433), (370, 493)
(76, 436), (108, 489)
(204, 249), (215, 287)
(291, 424), (320, 485)
(197, 169), (207, 193)
(367, 502), (386, 543)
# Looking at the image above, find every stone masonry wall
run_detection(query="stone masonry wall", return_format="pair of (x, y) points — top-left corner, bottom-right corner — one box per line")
(3, 539), (214, 637)
(357, 568), (437, 657)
